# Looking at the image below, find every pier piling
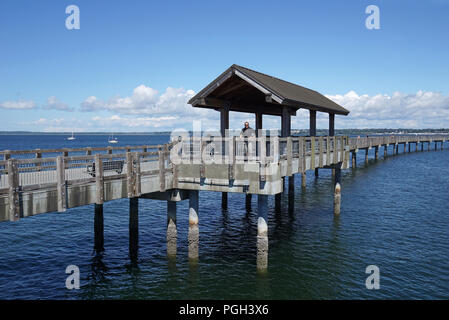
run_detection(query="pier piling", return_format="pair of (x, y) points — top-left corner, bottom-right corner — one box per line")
(275, 193), (281, 212)
(288, 175), (295, 213)
(246, 194), (252, 212)
(333, 167), (341, 216)
(129, 197), (139, 261)
(94, 203), (104, 253)
(166, 200), (177, 257)
(222, 192), (228, 210)
(188, 190), (199, 260)
(257, 195), (268, 271)
(301, 172), (306, 187)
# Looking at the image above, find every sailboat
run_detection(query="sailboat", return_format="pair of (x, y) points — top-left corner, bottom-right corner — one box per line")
(108, 133), (118, 144)
(67, 131), (76, 140)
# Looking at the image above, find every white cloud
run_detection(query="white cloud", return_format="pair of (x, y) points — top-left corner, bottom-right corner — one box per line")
(43, 96), (73, 111)
(8, 87), (449, 131)
(80, 85), (199, 116)
(0, 100), (36, 109)
(321, 90), (449, 129)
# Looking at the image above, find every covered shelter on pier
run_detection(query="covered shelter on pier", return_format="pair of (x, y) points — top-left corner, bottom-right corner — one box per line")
(188, 64), (350, 138)
(188, 64), (350, 209)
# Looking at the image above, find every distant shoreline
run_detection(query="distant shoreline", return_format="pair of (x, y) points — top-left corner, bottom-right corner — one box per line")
(0, 129), (448, 135)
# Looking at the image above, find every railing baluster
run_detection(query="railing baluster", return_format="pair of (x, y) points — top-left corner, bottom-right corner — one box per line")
(159, 148), (165, 192)
(56, 156), (66, 212)
(7, 159), (20, 221)
(95, 154), (104, 204)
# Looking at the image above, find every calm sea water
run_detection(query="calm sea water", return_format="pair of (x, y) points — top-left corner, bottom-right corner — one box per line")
(0, 134), (448, 299)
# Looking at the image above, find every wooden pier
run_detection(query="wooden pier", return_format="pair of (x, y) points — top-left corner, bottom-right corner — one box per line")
(1, 65), (448, 270)
(0, 134), (447, 266)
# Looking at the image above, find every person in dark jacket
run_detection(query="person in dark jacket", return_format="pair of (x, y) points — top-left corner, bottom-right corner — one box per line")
(240, 121), (255, 137)
(240, 121), (255, 158)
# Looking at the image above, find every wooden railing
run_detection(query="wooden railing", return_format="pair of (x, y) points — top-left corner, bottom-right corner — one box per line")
(348, 134), (448, 150)
(0, 144), (171, 160)
(0, 144), (175, 220)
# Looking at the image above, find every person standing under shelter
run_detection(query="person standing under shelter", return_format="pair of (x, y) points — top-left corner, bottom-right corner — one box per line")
(240, 121), (256, 159)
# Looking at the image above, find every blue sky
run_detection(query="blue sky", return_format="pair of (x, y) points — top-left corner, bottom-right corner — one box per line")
(1, 0), (448, 131)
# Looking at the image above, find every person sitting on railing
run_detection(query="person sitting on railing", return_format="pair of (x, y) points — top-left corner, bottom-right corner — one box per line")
(240, 121), (255, 159)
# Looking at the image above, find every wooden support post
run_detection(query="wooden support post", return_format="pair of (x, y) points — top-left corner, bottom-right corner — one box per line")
(94, 154), (104, 253)
(129, 197), (139, 262)
(301, 172), (306, 188)
(310, 137), (316, 170)
(352, 151), (356, 168)
(340, 136), (344, 163)
(7, 159), (20, 221)
(94, 203), (104, 253)
(286, 137), (292, 176)
(334, 167), (341, 216)
(166, 200), (177, 257)
(333, 137), (338, 164)
(374, 146), (378, 160)
(134, 153), (141, 196)
(56, 156), (66, 212)
(256, 112), (263, 135)
(408, 143), (411, 152)
(94, 154), (104, 204)
(229, 136), (236, 181)
(281, 106), (291, 137)
(158, 149), (166, 192)
(421, 142), (423, 151)
(275, 193), (281, 212)
(222, 192), (228, 210)
(384, 145), (387, 157)
(188, 190), (199, 260)
(326, 136), (331, 166)
(257, 194), (268, 272)
(309, 110), (317, 136)
(299, 137), (306, 173)
(315, 168), (319, 177)
(288, 175), (295, 213)
(344, 138), (350, 169)
(35, 151), (42, 172)
(365, 148), (369, 164)
(318, 136), (324, 168)
(221, 106), (229, 210)
(246, 194), (252, 212)
(126, 152), (135, 198)
(329, 113), (335, 136)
